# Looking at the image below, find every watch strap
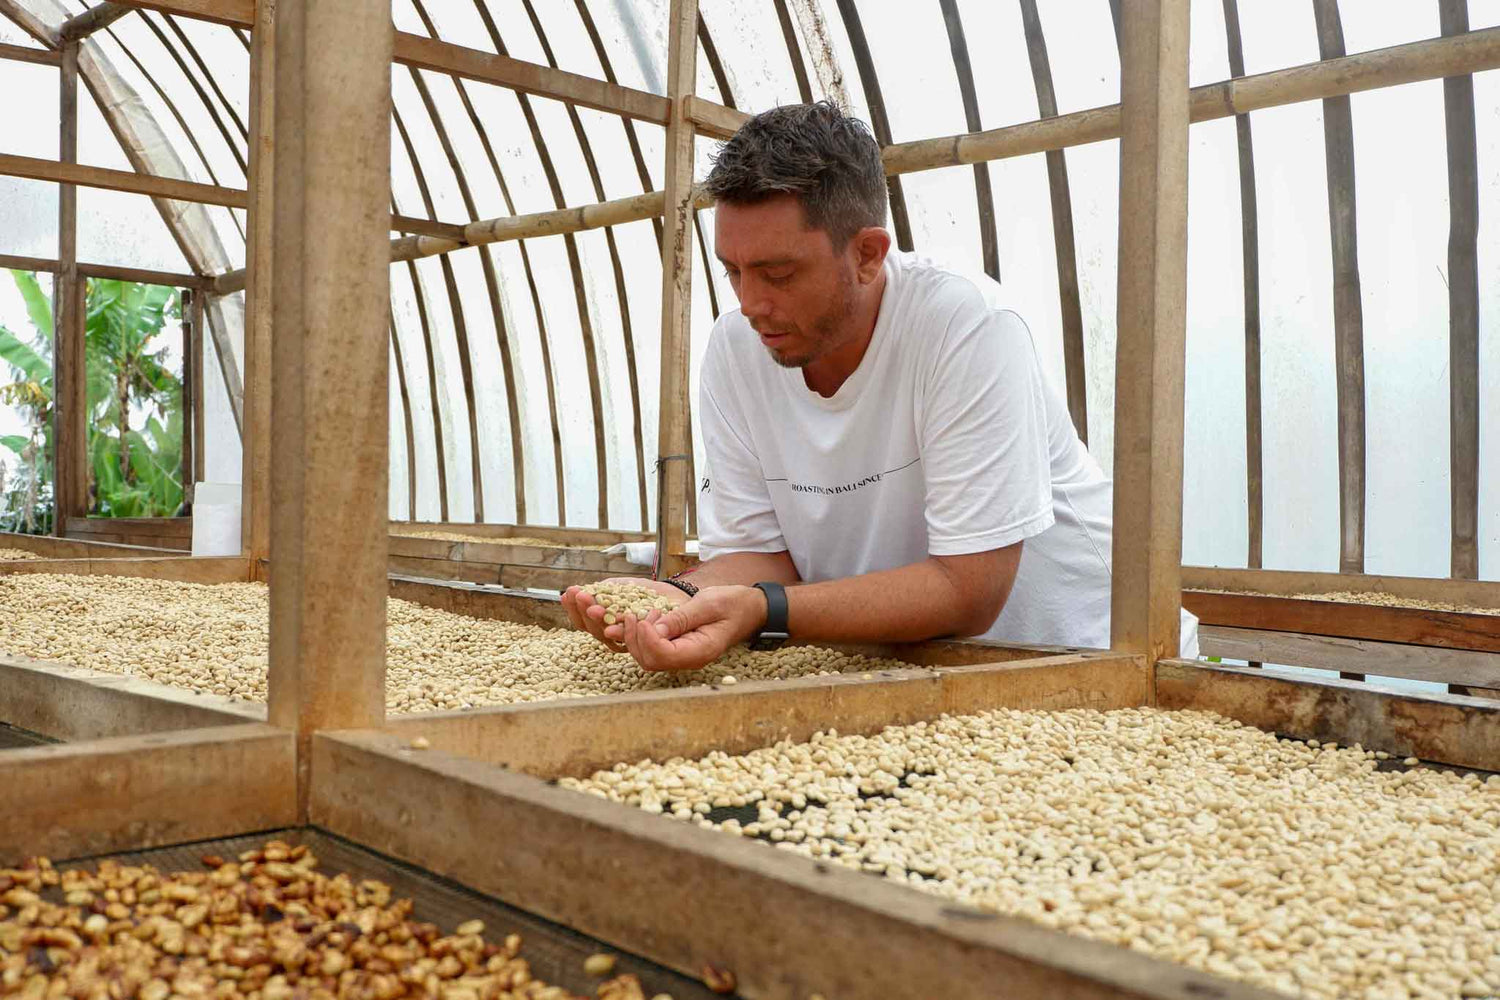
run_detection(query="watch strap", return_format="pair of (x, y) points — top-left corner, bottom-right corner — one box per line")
(751, 581), (790, 647)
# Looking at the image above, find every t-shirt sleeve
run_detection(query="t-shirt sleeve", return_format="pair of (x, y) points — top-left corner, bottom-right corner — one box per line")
(921, 303), (1055, 556)
(695, 341), (788, 561)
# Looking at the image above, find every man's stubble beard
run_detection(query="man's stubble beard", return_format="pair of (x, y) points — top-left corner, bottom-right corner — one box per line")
(767, 268), (858, 370)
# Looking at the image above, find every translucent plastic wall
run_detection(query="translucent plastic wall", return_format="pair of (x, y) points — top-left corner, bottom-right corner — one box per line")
(3, 0), (1495, 580)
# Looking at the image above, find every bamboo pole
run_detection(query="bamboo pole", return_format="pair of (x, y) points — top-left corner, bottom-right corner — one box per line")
(265, 0), (392, 814)
(654, 0), (700, 579)
(240, 0), (272, 565)
(52, 42), (87, 534)
(57, 2), (132, 42)
(939, 0), (999, 283)
(834, 0), (913, 252)
(207, 23), (1500, 299)
(1109, 0), (1191, 662)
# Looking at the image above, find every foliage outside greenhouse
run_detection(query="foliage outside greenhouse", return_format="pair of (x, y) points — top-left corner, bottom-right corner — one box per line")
(0, 270), (186, 533)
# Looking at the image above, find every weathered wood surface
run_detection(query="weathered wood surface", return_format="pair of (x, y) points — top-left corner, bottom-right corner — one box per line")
(1109, 0), (1190, 664)
(93, 0), (251, 28)
(266, 0), (391, 817)
(1184, 590), (1500, 653)
(1196, 626), (1500, 692)
(0, 724), (296, 865)
(0, 150), (247, 207)
(1183, 566), (1500, 609)
(1156, 660), (1500, 773)
(0, 252), (211, 290)
(65, 515), (192, 549)
(312, 731), (1268, 1000)
(241, 0), (273, 564)
(0, 555), (250, 582)
(379, 653), (1147, 777)
(57, 2), (131, 42)
(390, 522), (651, 545)
(0, 654), (262, 741)
(386, 576), (578, 628)
(654, 0), (700, 579)
(1441, 0), (1480, 582)
(0, 531), (182, 559)
(0, 40), (61, 65)
(52, 45), (85, 534)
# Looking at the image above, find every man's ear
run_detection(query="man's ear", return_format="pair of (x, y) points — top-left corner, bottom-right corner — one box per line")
(852, 227), (892, 284)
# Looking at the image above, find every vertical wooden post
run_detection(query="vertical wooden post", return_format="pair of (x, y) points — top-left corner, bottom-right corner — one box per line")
(190, 290), (206, 490)
(266, 0), (392, 813)
(1109, 0), (1191, 663)
(654, 0), (700, 580)
(180, 289), (196, 510)
(240, 0), (274, 564)
(1441, 0), (1479, 583)
(52, 42), (86, 536)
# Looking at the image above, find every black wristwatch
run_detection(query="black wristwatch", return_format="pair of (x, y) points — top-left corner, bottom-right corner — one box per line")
(749, 582), (791, 650)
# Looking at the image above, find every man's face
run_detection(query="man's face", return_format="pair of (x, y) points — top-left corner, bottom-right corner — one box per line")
(714, 195), (859, 369)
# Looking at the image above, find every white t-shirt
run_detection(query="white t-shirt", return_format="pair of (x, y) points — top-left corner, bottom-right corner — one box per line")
(697, 250), (1198, 655)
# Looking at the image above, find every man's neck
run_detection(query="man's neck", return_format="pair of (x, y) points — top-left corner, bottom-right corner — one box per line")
(802, 269), (888, 398)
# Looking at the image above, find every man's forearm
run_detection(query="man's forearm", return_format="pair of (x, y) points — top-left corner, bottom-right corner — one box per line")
(671, 550), (800, 589)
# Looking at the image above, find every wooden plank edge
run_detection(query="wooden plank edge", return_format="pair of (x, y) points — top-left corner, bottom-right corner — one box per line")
(1196, 626), (1500, 690)
(0, 530), (187, 559)
(1183, 590), (1500, 653)
(1155, 659), (1500, 772)
(0, 556), (251, 582)
(0, 653), (263, 741)
(378, 653), (1148, 777)
(0, 724), (296, 865)
(1183, 565), (1500, 609)
(311, 732), (1266, 1000)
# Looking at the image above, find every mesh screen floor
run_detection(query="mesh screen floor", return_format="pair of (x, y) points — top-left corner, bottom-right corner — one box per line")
(56, 828), (733, 1000)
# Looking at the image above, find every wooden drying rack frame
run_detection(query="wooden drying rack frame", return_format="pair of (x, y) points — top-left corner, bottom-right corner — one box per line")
(2, 1), (1499, 997)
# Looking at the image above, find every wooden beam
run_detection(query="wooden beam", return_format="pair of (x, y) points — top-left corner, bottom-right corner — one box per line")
(189, 291), (206, 487)
(0, 252), (212, 288)
(266, 0), (392, 814)
(1109, 0), (1190, 662)
(0, 40), (60, 65)
(0, 555), (250, 582)
(1311, 0), (1366, 576)
(1441, 1), (1480, 581)
(241, 0), (272, 565)
(51, 44), (87, 534)
(0, 654), (261, 743)
(180, 290), (195, 506)
(0, 530), (183, 558)
(57, 2), (132, 42)
(378, 653), (1146, 777)
(0, 150), (248, 207)
(682, 93), (749, 139)
(1196, 625), (1500, 691)
(1185, 590), (1500, 653)
(95, 0), (252, 29)
(311, 731), (1257, 1000)
(1156, 660), (1500, 773)
(1221, 0), (1263, 570)
(653, 0), (700, 579)
(386, 576), (574, 629)
(1182, 564), (1500, 609)
(0, 724), (295, 865)
(389, 213), (467, 241)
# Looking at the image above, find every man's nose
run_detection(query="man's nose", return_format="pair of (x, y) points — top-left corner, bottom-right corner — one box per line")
(738, 276), (773, 318)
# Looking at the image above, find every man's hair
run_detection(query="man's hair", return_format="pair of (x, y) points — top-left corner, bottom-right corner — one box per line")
(705, 101), (887, 248)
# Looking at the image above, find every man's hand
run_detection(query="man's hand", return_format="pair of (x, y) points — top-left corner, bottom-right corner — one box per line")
(561, 578), (688, 653)
(620, 585), (769, 672)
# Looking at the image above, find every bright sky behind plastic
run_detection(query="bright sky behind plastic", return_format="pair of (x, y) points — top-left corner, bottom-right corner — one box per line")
(0, 0), (1497, 581)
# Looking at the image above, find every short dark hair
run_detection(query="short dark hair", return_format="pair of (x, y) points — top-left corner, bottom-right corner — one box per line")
(705, 101), (887, 248)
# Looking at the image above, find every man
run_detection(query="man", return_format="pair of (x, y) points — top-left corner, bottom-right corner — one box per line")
(563, 102), (1197, 669)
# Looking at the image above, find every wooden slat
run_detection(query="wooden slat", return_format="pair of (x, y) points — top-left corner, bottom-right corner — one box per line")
(1182, 565), (1500, 609)
(240, 0), (272, 564)
(1018, 0), (1087, 444)
(681, 94), (748, 138)
(390, 213), (466, 241)
(0, 555), (249, 582)
(1156, 660), (1500, 773)
(1109, 0), (1190, 662)
(189, 291), (206, 487)
(0, 40), (61, 65)
(380, 653), (1145, 777)
(386, 576), (573, 629)
(0, 150), (248, 207)
(98, 0), (252, 29)
(1185, 590), (1500, 653)
(654, 0), (700, 578)
(0, 724), (295, 865)
(179, 291), (196, 507)
(390, 521), (652, 545)
(1441, 1), (1480, 581)
(65, 515), (192, 536)
(400, 260), (449, 520)
(311, 730), (1260, 1000)
(1221, 0), (1263, 569)
(389, 317), (418, 519)
(1197, 626), (1500, 691)
(52, 45), (86, 534)
(265, 0), (391, 813)
(1311, 0), (1366, 576)
(0, 531), (179, 558)
(0, 655), (261, 742)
